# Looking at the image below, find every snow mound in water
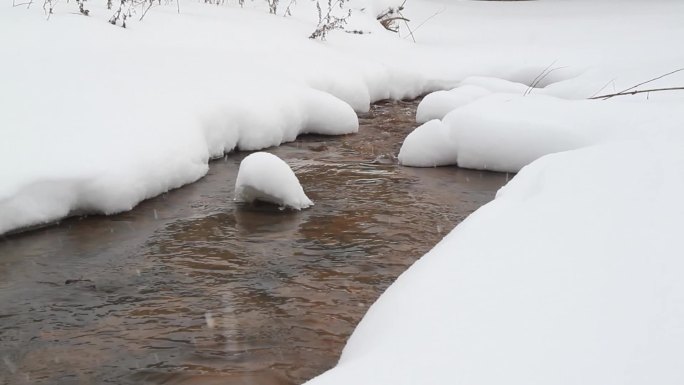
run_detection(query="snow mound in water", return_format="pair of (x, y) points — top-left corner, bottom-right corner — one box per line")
(234, 152), (313, 210)
(398, 120), (457, 167)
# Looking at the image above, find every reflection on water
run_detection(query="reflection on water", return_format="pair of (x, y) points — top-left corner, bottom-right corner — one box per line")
(0, 100), (509, 385)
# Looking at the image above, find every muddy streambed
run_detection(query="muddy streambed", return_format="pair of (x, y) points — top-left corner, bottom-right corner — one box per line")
(0, 100), (509, 385)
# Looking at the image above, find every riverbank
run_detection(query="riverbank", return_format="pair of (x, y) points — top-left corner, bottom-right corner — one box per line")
(5, 0), (684, 235)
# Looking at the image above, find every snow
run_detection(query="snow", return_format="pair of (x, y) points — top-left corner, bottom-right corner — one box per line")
(4, 0), (684, 382)
(4, 0), (683, 234)
(307, 1), (684, 384)
(415, 85), (491, 124)
(401, 92), (684, 172)
(394, 119), (457, 167)
(234, 152), (313, 210)
(307, 140), (684, 385)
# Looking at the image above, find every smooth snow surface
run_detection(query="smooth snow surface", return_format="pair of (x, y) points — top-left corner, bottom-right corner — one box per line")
(415, 85), (491, 123)
(234, 152), (313, 210)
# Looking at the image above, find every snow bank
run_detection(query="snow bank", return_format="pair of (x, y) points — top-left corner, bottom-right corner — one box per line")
(308, 140), (684, 385)
(4, 0), (684, 234)
(0, 2), (403, 234)
(234, 152), (313, 210)
(415, 85), (491, 123)
(394, 119), (457, 167)
(401, 93), (684, 172)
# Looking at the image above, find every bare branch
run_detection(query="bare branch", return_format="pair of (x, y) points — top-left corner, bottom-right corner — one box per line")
(140, 0), (154, 20)
(524, 60), (557, 96)
(589, 78), (616, 99)
(407, 6), (444, 37)
(609, 67), (684, 98)
(403, 18), (415, 43)
(589, 86), (684, 100)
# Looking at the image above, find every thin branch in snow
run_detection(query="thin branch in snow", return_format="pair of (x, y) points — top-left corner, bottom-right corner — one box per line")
(524, 60), (557, 96)
(12, 1), (33, 7)
(589, 78), (616, 99)
(599, 67), (684, 100)
(140, 0), (155, 20)
(588, 86), (684, 100)
(407, 6), (444, 38)
(403, 19), (415, 42)
(526, 66), (568, 95)
(43, 0), (56, 20)
(283, 0), (295, 16)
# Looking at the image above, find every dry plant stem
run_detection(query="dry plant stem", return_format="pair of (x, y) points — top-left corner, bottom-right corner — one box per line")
(527, 66), (568, 95)
(43, 0), (55, 20)
(524, 60), (557, 96)
(140, 0), (154, 20)
(310, 0), (350, 40)
(403, 19), (416, 42)
(589, 78), (616, 99)
(383, 16), (409, 24)
(284, 0), (295, 16)
(589, 86), (684, 100)
(12, 1), (33, 7)
(610, 68), (684, 97)
(400, 0), (415, 42)
(407, 6), (444, 37)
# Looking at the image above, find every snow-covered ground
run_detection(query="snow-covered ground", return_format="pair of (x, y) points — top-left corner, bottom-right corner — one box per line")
(3, 0), (683, 234)
(3, 0), (684, 383)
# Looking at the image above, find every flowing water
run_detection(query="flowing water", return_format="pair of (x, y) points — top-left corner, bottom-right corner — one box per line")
(0, 100), (508, 385)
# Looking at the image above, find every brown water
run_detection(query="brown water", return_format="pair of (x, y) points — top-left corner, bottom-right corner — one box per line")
(0, 100), (508, 385)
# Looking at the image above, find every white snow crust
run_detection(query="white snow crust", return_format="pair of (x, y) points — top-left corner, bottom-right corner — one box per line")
(234, 152), (313, 210)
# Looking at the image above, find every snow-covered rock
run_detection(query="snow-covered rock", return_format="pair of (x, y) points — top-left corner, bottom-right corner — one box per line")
(234, 152), (313, 210)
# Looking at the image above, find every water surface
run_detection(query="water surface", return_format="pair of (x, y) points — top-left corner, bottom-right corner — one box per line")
(0, 100), (508, 385)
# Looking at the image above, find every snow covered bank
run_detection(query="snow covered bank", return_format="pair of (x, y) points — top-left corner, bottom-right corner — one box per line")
(307, 140), (684, 385)
(4, 0), (684, 234)
(0, 1), (407, 234)
(400, 92), (684, 172)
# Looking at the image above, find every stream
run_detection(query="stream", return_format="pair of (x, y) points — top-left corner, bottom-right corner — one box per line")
(0, 100), (509, 385)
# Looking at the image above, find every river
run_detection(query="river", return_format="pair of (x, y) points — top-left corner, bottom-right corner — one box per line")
(0, 99), (508, 385)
